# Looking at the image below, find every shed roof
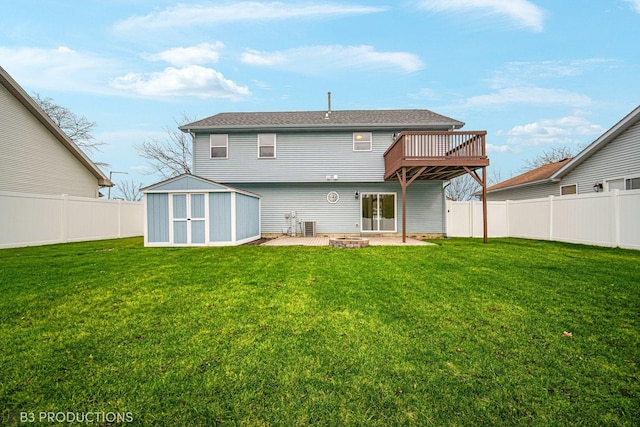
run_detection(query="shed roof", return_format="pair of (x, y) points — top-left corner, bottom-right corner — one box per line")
(180, 109), (464, 132)
(0, 66), (112, 187)
(142, 174), (261, 198)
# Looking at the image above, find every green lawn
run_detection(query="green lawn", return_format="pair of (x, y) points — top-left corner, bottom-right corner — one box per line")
(0, 238), (638, 426)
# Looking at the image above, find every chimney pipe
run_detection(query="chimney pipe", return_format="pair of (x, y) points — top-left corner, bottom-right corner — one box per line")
(327, 91), (331, 113)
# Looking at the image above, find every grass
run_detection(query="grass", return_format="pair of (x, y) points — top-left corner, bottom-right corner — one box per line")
(0, 237), (638, 426)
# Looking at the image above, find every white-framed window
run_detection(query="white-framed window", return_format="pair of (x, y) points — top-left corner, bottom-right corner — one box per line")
(560, 184), (577, 195)
(353, 132), (372, 151)
(210, 134), (228, 159)
(605, 175), (640, 191)
(258, 134), (276, 158)
(625, 176), (640, 190)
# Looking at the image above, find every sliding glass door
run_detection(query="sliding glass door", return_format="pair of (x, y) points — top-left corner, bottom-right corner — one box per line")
(361, 193), (396, 232)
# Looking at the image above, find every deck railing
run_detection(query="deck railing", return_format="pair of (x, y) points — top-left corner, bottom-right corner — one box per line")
(384, 131), (487, 179)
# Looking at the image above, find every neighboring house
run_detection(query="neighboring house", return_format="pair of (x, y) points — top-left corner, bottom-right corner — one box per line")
(0, 66), (111, 197)
(485, 105), (640, 201)
(162, 108), (489, 244)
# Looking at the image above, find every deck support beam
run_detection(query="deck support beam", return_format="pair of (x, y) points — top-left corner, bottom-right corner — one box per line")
(396, 166), (427, 243)
(463, 166), (488, 244)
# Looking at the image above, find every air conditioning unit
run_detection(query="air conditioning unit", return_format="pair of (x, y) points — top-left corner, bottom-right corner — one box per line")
(302, 221), (316, 237)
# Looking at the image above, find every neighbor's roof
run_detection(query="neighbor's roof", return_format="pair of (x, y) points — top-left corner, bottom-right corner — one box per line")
(180, 109), (464, 132)
(550, 104), (640, 180)
(486, 158), (572, 193)
(0, 66), (112, 187)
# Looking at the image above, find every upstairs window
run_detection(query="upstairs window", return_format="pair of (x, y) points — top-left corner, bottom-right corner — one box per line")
(210, 134), (228, 159)
(258, 134), (276, 158)
(353, 132), (372, 151)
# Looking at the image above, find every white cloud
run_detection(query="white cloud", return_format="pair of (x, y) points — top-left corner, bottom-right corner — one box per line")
(241, 45), (424, 74)
(114, 2), (386, 31)
(466, 87), (592, 107)
(487, 144), (514, 153)
(143, 42), (225, 67)
(0, 46), (118, 94)
(110, 66), (250, 100)
(498, 115), (605, 145)
(414, 0), (545, 32)
(625, 0), (640, 13)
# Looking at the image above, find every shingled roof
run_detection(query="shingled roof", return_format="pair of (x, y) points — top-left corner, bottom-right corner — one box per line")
(180, 109), (464, 131)
(486, 158), (572, 193)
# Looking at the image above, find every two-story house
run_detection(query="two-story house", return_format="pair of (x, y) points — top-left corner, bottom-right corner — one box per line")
(142, 107), (489, 246)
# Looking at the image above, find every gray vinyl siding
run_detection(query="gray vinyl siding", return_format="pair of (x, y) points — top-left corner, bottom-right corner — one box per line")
(0, 83), (99, 197)
(485, 181), (560, 201)
(236, 193), (260, 240)
(231, 181), (445, 234)
(193, 131), (397, 183)
(210, 192), (231, 242)
(560, 121), (640, 193)
(146, 193), (169, 243)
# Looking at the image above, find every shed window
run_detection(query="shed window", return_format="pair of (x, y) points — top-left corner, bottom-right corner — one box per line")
(560, 184), (577, 195)
(258, 134), (276, 158)
(210, 134), (228, 159)
(353, 132), (372, 151)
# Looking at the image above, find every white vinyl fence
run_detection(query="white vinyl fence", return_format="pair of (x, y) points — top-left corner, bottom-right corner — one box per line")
(446, 189), (640, 250)
(0, 191), (144, 249)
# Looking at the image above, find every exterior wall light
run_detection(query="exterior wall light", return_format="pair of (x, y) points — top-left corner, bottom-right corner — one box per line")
(593, 182), (603, 192)
(355, 191), (359, 199)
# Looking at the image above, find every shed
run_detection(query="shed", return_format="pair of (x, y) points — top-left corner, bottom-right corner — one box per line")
(142, 174), (261, 246)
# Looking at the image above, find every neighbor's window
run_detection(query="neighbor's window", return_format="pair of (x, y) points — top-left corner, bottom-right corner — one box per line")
(258, 134), (276, 158)
(210, 134), (228, 159)
(625, 176), (640, 190)
(353, 132), (372, 151)
(560, 184), (577, 195)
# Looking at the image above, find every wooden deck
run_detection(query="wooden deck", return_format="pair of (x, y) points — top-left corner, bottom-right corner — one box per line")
(383, 131), (490, 243)
(384, 131), (489, 181)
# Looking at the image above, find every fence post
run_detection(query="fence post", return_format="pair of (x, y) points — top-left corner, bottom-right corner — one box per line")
(117, 199), (123, 238)
(548, 195), (554, 241)
(61, 194), (69, 243)
(612, 189), (620, 247)
(469, 200), (474, 238)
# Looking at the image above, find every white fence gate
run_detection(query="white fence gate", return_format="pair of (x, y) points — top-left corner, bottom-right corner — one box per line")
(446, 190), (640, 250)
(0, 191), (144, 249)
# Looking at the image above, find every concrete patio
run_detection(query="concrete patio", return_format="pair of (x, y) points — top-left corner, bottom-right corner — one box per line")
(260, 236), (435, 246)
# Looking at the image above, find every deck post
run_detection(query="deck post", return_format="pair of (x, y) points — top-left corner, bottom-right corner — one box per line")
(400, 168), (407, 243)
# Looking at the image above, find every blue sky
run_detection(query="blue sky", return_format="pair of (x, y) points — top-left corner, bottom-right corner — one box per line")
(1, 0), (639, 191)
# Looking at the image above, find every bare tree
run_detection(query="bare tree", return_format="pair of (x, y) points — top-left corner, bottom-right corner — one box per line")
(520, 145), (578, 171)
(32, 93), (105, 155)
(445, 167), (503, 201)
(113, 179), (144, 201)
(135, 114), (193, 178)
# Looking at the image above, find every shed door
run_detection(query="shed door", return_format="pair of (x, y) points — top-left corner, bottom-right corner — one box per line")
(172, 193), (206, 245)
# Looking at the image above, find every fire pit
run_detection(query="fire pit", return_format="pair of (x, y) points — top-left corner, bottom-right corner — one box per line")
(328, 237), (369, 248)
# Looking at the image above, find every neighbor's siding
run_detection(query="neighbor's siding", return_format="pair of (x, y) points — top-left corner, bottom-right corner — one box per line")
(485, 181), (559, 201)
(193, 131), (396, 183)
(560, 120), (640, 193)
(0, 83), (99, 197)
(146, 193), (169, 243)
(233, 181), (444, 235)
